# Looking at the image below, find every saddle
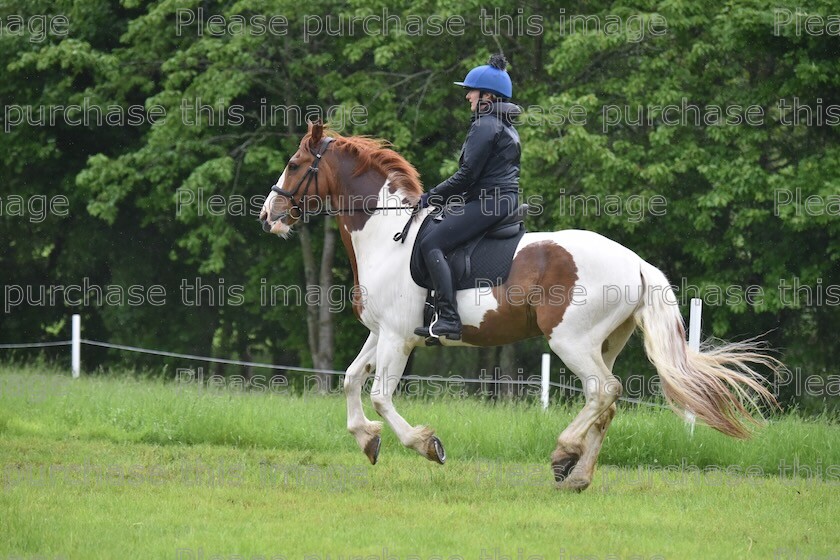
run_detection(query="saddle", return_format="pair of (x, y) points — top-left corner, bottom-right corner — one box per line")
(407, 204), (528, 339)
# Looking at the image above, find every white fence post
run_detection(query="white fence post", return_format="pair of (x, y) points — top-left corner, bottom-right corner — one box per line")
(71, 314), (81, 378)
(686, 298), (702, 435)
(688, 298), (702, 353)
(541, 353), (550, 410)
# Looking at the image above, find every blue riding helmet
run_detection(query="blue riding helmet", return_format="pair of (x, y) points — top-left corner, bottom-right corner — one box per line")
(454, 54), (512, 99)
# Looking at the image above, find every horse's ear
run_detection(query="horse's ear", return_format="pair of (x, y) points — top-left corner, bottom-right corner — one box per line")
(308, 118), (324, 149)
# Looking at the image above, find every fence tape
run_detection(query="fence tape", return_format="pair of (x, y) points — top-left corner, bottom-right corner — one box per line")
(0, 337), (668, 408)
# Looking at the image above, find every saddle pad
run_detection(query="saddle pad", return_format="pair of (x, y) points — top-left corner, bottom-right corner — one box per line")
(409, 214), (526, 291)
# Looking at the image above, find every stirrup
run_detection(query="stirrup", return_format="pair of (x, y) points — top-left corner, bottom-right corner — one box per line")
(431, 330), (461, 341)
(414, 313), (462, 340)
(414, 325), (433, 337)
(413, 325), (462, 340)
(426, 313), (462, 341)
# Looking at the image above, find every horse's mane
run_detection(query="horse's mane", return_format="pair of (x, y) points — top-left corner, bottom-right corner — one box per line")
(303, 129), (424, 201)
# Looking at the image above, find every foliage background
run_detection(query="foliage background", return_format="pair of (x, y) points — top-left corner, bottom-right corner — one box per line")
(1, 0), (838, 411)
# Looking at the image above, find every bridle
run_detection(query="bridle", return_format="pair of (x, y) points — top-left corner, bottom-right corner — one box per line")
(270, 136), (336, 221)
(268, 136), (421, 235)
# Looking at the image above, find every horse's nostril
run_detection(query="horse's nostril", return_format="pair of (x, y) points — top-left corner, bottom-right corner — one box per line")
(261, 221), (272, 233)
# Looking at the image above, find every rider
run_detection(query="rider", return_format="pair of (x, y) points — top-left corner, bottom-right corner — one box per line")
(414, 53), (522, 341)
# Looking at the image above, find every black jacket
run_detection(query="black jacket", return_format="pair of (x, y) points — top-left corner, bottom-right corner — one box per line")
(429, 101), (522, 203)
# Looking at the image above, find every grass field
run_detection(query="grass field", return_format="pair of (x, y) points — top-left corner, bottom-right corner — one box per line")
(1, 364), (838, 559)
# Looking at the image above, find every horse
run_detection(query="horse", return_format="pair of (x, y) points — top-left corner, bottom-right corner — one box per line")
(259, 120), (780, 491)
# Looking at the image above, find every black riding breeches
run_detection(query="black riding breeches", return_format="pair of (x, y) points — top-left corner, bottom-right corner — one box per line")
(418, 193), (517, 260)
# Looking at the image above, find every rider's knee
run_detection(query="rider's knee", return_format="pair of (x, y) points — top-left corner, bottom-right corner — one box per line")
(418, 236), (437, 258)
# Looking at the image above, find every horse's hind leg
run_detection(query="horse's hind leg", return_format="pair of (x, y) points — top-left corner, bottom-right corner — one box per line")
(556, 317), (635, 491)
(345, 333), (381, 464)
(546, 335), (623, 490)
(561, 403), (617, 491)
(368, 331), (445, 463)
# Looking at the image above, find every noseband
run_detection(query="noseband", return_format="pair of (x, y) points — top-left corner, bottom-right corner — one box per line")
(270, 136), (335, 220)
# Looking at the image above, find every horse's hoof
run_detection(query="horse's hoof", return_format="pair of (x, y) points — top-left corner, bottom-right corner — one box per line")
(552, 454), (580, 483)
(427, 436), (446, 464)
(559, 477), (590, 492)
(364, 435), (381, 465)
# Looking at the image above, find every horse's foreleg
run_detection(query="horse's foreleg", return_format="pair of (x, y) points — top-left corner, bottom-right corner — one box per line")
(369, 331), (445, 464)
(345, 333), (381, 464)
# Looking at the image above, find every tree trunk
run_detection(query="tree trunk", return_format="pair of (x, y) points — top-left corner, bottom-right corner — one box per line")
(298, 216), (337, 393)
(478, 346), (496, 399)
(238, 329), (253, 381)
(499, 344), (517, 398)
(213, 316), (231, 378)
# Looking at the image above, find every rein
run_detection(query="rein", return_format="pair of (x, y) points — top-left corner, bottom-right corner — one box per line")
(269, 136), (419, 223)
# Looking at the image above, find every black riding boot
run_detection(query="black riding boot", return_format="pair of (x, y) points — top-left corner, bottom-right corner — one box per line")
(414, 249), (462, 340)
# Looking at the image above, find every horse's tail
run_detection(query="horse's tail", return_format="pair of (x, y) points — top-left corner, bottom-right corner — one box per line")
(633, 261), (781, 438)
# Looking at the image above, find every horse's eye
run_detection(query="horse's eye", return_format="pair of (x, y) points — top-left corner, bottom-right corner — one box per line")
(288, 163), (299, 171)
